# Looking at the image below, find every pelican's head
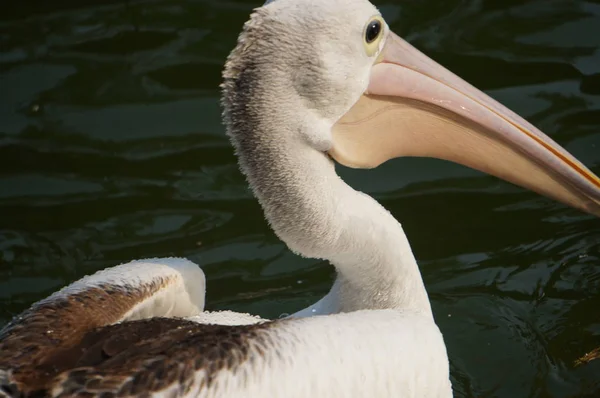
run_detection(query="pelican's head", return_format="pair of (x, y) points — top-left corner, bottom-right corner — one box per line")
(222, 0), (387, 150)
(223, 0), (600, 217)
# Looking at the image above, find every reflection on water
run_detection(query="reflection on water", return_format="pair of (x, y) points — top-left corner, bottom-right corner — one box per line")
(1, 0), (599, 396)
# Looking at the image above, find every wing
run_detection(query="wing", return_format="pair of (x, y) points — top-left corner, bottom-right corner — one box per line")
(0, 258), (209, 395)
(31, 318), (276, 397)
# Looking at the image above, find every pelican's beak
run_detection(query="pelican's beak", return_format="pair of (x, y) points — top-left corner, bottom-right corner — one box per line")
(330, 32), (600, 217)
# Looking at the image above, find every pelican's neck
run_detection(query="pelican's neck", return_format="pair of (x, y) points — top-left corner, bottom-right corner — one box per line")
(229, 112), (432, 318)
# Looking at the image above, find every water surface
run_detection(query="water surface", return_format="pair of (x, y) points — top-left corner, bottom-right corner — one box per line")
(1, 0), (600, 396)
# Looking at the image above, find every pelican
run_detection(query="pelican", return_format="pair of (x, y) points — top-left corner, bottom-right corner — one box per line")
(1, 0), (599, 396)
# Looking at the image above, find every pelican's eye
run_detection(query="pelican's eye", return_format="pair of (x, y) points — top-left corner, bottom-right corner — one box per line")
(365, 20), (381, 43)
(363, 16), (384, 56)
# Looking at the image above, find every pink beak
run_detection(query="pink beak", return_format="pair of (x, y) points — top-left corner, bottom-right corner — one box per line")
(330, 31), (600, 217)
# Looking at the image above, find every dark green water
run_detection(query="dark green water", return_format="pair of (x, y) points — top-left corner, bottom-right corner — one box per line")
(1, 0), (600, 396)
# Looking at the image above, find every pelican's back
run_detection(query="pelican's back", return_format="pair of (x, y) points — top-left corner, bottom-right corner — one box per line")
(0, 259), (450, 398)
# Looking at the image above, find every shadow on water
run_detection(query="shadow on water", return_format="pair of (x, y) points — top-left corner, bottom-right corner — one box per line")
(1, 0), (600, 396)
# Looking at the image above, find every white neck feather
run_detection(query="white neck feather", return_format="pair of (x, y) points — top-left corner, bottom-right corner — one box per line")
(234, 118), (432, 318)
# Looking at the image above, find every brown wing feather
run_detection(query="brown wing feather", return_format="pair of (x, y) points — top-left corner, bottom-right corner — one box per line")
(0, 280), (173, 393)
(0, 275), (273, 398)
(2, 317), (275, 397)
